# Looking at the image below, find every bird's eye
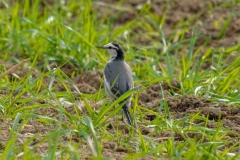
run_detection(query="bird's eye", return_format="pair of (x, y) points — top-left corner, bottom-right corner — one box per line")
(109, 46), (112, 49)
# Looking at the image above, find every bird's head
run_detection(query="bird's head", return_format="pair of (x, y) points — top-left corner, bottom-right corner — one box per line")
(97, 43), (124, 59)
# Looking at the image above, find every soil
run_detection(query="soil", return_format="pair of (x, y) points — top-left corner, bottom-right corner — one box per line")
(1, 0), (240, 159)
(1, 66), (239, 158)
(95, 0), (240, 47)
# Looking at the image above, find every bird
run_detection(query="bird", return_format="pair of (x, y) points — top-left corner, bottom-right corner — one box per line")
(97, 43), (134, 127)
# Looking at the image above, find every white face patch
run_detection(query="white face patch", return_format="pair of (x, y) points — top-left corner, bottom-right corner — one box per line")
(103, 43), (118, 57)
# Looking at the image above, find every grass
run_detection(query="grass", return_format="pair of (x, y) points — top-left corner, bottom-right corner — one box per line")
(0, 0), (240, 159)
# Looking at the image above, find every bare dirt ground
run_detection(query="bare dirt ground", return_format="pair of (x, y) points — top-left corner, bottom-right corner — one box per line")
(1, 0), (240, 159)
(1, 69), (239, 158)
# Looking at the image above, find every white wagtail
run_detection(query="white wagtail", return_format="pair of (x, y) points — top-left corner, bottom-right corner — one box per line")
(97, 43), (134, 126)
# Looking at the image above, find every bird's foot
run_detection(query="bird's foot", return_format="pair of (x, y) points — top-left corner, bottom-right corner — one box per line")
(120, 117), (124, 122)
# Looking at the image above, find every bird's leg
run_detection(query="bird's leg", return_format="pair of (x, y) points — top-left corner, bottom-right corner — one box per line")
(121, 110), (124, 122)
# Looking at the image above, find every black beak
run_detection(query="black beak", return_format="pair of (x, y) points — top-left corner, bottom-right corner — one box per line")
(97, 46), (105, 49)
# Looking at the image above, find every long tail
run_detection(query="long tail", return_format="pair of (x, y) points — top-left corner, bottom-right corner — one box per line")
(122, 105), (133, 127)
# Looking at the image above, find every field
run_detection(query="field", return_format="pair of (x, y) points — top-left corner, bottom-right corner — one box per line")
(0, 0), (240, 159)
